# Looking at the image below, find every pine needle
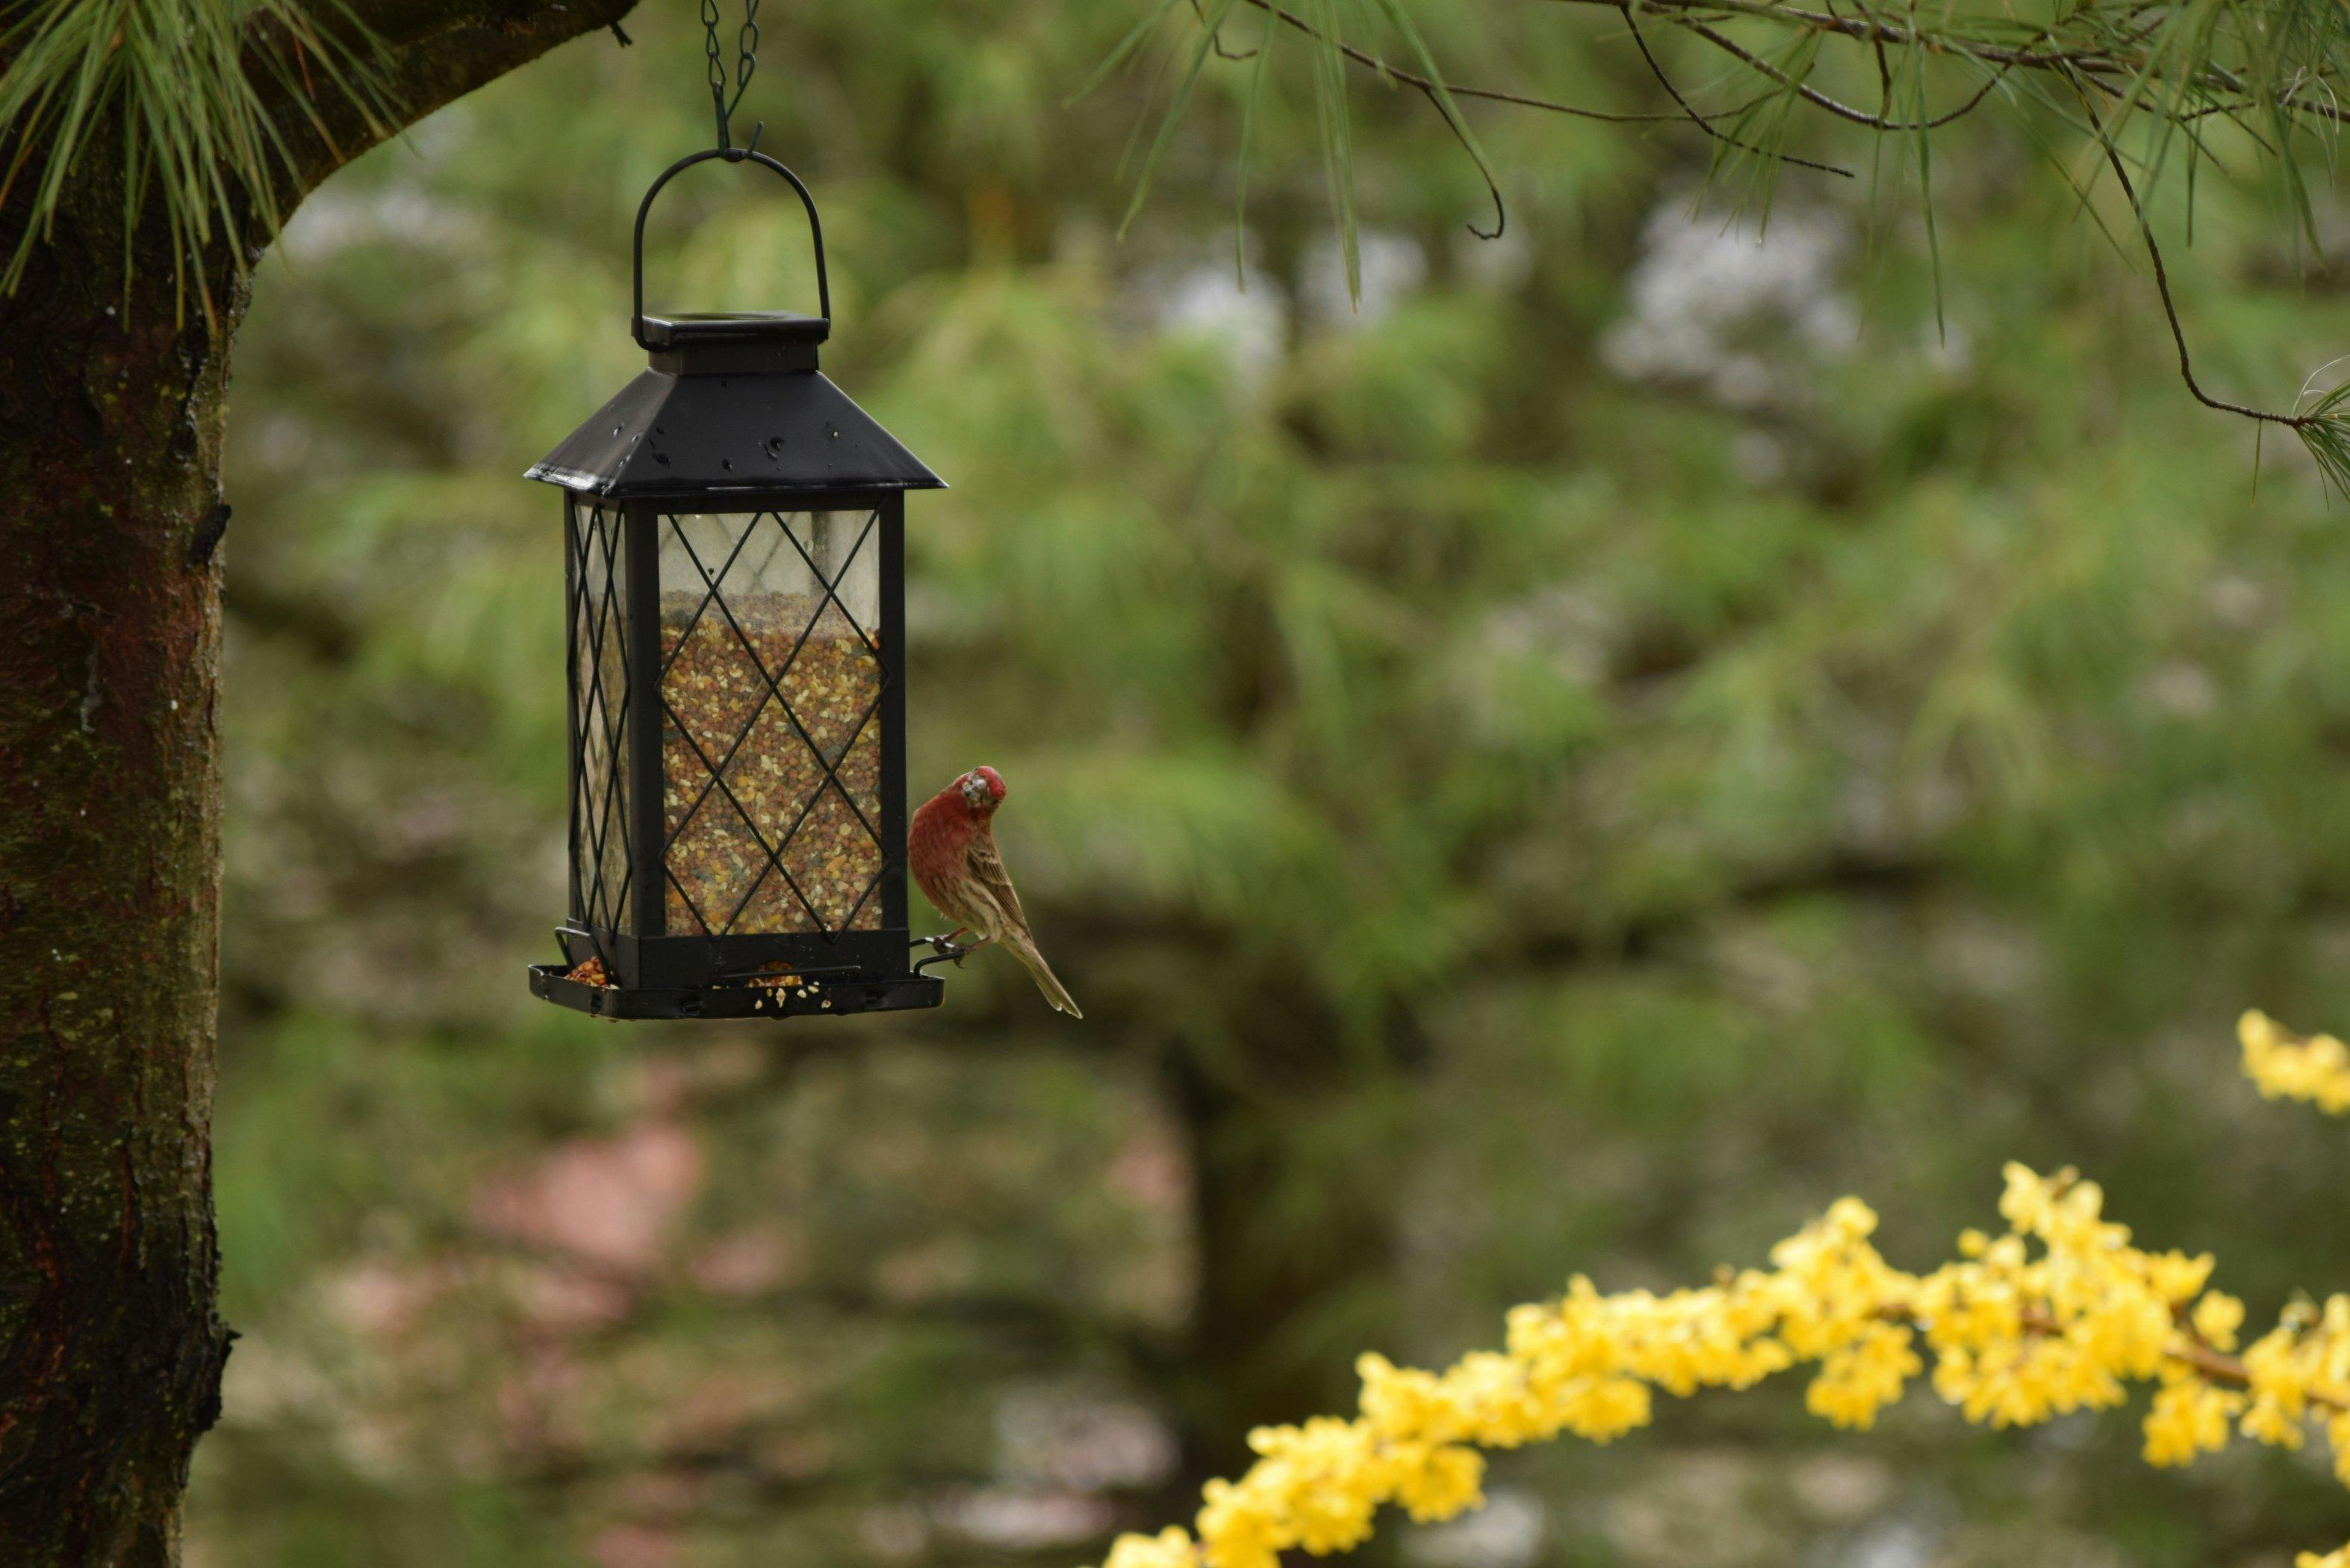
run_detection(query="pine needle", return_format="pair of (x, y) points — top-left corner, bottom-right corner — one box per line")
(0, 0), (388, 322)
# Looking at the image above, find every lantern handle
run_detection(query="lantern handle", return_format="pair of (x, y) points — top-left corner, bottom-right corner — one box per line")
(631, 146), (831, 349)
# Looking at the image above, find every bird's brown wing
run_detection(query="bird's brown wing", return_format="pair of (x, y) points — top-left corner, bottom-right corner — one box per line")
(961, 827), (1033, 942)
(966, 828), (1082, 1017)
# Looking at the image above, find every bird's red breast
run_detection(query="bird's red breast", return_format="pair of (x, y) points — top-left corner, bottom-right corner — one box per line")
(909, 784), (978, 909)
(911, 767), (1010, 920)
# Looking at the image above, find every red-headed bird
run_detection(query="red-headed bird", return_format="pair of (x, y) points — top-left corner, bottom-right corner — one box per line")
(909, 766), (1083, 1018)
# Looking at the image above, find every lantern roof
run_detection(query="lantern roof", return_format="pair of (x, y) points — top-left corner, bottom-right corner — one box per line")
(526, 311), (945, 500)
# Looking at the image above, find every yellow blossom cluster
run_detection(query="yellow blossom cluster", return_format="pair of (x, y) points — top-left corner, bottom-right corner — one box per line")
(1101, 1164), (2350, 1568)
(2244, 1007), (2350, 1568)
(2242, 1010), (2350, 1116)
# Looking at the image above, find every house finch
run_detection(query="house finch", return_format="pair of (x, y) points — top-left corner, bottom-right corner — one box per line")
(909, 765), (1083, 1018)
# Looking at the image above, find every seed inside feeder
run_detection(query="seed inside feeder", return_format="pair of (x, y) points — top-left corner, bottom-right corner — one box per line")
(659, 588), (884, 935)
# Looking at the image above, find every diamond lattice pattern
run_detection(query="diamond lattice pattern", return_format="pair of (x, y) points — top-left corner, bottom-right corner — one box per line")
(657, 511), (886, 936)
(569, 503), (632, 933)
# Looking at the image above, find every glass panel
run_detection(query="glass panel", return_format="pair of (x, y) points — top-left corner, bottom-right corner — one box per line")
(657, 510), (886, 936)
(570, 502), (631, 933)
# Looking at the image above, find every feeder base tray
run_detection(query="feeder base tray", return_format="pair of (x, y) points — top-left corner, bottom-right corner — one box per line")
(529, 964), (944, 1021)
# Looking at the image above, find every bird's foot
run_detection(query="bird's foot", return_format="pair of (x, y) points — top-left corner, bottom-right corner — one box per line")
(914, 935), (976, 974)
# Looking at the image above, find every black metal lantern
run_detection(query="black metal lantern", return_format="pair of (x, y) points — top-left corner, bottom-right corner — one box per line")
(526, 150), (946, 1022)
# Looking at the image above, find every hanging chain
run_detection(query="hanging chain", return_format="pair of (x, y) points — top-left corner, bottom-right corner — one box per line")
(702, 0), (725, 145)
(736, 1), (762, 112)
(702, 0), (763, 153)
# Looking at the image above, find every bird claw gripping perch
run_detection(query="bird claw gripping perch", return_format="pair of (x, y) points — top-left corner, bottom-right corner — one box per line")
(913, 934), (972, 975)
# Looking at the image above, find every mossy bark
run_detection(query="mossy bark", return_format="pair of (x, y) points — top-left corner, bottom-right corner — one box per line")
(0, 2), (630, 1558)
(0, 203), (243, 1568)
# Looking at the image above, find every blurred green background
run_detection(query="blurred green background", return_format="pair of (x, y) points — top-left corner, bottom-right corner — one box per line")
(189, 1), (2350, 1563)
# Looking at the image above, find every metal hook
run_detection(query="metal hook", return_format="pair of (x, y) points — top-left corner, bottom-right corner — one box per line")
(911, 935), (976, 976)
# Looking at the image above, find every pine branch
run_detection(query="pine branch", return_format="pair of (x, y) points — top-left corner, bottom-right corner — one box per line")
(2062, 69), (2350, 491)
(1235, 0), (1729, 125)
(1134, 0), (2350, 479)
(0, 0), (637, 314)
(1624, 7), (1853, 177)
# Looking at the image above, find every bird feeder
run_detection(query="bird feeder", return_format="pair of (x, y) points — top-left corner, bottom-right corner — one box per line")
(526, 149), (947, 1021)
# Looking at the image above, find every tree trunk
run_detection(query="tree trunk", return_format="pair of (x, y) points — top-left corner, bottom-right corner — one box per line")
(0, 4), (629, 1558)
(0, 197), (243, 1568)
(1166, 995), (1412, 1480)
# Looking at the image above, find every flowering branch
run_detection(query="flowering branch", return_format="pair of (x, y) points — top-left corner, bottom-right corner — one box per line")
(1102, 1160), (2350, 1568)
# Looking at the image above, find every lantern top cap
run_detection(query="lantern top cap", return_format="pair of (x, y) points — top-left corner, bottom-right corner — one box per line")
(641, 310), (830, 374)
(525, 151), (945, 500)
(639, 311), (830, 349)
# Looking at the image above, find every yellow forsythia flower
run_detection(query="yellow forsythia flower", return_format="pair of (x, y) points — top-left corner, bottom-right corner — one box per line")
(1105, 1527), (1201, 1568)
(2241, 1010), (2350, 1115)
(2194, 1292), (2245, 1352)
(2143, 1381), (2243, 1466)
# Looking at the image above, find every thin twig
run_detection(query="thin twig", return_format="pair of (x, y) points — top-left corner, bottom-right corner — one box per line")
(1567, 0), (2350, 119)
(1553, 0), (2144, 76)
(2069, 72), (2319, 431)
(1859, 0), (1894, 101)
(1166, 0), (2350, 447)
(1576, 0), (2350, 129)
(1211, 0), (1849, 237)
(1193, 0), (1258, 60)
(1412, 79), (1511, 237)
(1231, 0), (1519, 234)
(1237, 0), (1732, 123)
(1625, 7), (1856, 177)
(1683, 19), (2011, 129)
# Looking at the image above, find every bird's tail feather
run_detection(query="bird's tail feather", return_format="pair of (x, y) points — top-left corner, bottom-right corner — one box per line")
(1007, 935), (1083, 1018)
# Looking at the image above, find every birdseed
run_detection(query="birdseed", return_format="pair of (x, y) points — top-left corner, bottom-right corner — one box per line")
(565, 955), (612, 988)
(659, 590), (885, 935)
